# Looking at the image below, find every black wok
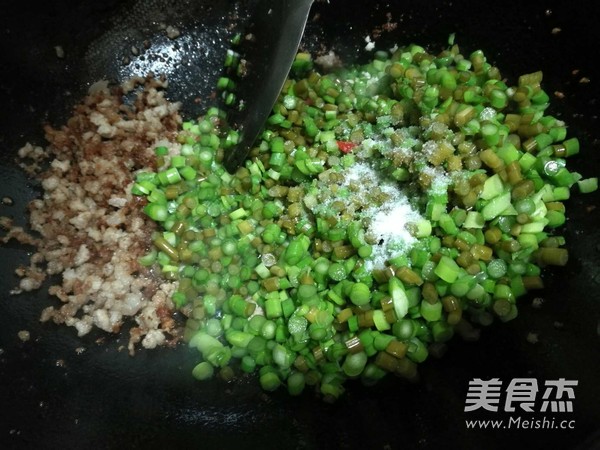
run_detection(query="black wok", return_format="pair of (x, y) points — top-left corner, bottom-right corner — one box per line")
(0, 1), (599, 449)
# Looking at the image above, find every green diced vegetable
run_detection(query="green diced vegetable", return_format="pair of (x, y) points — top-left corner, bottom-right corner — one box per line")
(132, 39), (589, 400)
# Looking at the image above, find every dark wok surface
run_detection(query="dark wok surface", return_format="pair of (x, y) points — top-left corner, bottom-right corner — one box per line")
(1, 1), (599, 449)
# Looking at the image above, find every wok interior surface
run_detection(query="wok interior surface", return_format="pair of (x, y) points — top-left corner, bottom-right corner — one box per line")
(1, 0), (599, 449)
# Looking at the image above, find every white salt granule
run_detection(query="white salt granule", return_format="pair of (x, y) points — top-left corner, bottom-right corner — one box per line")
(479, 107), (497, 121)
(421, 165), (452, 196)
(340, 162), (423, 270)
(366, 197), (421, 271)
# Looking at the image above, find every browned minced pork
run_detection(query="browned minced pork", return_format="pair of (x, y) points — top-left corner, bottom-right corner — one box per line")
(1, 76), (184, 354)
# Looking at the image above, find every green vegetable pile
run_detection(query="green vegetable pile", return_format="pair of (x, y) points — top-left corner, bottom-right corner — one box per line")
(132, 41), (596, 400)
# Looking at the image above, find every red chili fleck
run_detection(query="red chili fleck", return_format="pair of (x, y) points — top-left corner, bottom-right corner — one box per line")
(336, 141), (356, 153)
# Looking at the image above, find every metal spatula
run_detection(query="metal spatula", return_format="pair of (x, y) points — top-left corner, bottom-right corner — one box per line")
(222, 0), (314, 172)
